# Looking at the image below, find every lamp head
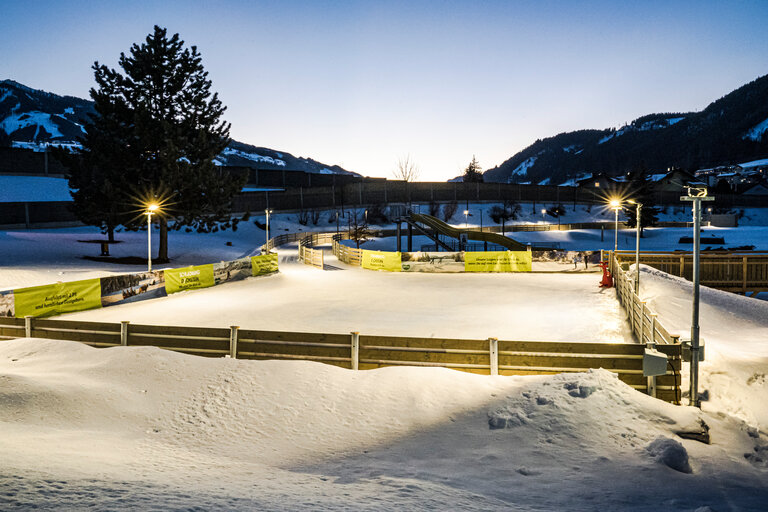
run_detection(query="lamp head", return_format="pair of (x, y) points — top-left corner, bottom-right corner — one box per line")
(609, 199), (621, 209)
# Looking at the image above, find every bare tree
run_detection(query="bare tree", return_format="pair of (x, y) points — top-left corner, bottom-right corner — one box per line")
(393, 155), (420, 182)
(346, 210), (373, 249)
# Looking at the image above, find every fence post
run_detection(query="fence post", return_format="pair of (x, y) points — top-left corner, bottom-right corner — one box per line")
(120, 321), (130, 346)
(488, 337), (499, 376)
(229, 326), (239, 359)
(24, 315), (32, 337)
(351, 331), (360, 370)
(638, 302), (646, 343)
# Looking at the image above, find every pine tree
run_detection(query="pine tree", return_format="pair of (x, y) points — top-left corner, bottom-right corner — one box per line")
(462, 155), (484, 183)
(65, 26), (244, 261)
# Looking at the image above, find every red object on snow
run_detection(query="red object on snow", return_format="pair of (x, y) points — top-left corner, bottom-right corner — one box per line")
(598, 261), (613, 288)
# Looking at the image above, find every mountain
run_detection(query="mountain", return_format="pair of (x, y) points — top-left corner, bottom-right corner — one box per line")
(0, 79), (358, 176)
(485, 74), (768, 184)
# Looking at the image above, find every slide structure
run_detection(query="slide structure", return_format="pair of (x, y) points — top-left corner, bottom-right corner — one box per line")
(408, 213), (529, 251)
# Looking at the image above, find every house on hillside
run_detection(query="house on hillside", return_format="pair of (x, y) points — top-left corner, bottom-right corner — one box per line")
(651, 168), (698, 193)
(740, 180), (768, 196)
(576, 173), (619, 191)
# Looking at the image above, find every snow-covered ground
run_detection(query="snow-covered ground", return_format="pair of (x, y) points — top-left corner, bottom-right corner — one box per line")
(1, 209), (768, 509)
(2, 265), (767, 510)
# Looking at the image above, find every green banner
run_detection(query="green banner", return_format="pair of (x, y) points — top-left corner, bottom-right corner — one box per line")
(362, 250), (402, 272)
(251, 253), (279, 276)
(464, 251), (532, 272)
(14, 278), (102, 318)
(164, 264), (215, 294)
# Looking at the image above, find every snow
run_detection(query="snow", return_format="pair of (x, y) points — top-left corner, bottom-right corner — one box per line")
(598, 132), (614, 144)
(0, 175), (73, 202)
(0, 110), (63, 138)
(506, 156), (537, 182)
(743, 117), (768, 141)
(739, 157), (768, 169)
(220, 147), (287, 167)
(63, 107), (74, 115)
(1, 205), (768, 508)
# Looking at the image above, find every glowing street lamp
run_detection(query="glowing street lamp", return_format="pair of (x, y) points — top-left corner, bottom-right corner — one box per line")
(541, 208), (546, 222)
(463, 209), (469, 228)
(609, 199), (621, 253)
(627, 199), (642, 293)
(145, 203), (159, 272)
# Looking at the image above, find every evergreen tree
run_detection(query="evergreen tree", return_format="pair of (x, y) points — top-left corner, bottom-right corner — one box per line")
(462, 155), (484, 182)
(65, 26), (244, 261)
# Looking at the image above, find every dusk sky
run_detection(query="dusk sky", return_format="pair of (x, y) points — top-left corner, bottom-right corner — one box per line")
(2, 0), (767, 181)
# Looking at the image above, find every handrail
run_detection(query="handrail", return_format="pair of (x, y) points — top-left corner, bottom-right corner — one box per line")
(409, 213), (529, 250)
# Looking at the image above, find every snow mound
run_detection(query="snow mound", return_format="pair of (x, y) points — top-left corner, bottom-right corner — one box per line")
(646, 436), (692, 473)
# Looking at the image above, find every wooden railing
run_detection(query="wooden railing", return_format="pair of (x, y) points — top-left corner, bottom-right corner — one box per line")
(615, 250), (768, 295)
(609, 252), (683, 403)
(332, 234), (363, 266)
(0, 316), (681, 403)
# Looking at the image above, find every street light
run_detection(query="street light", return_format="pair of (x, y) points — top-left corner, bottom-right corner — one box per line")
(145, 203), (159, 272)
(609, 199), (621, 253)
(541, 208), (546, 222)
(265, 209), (273, 252)
(627, 199), (642, 293)
(463, 209), (469, 228)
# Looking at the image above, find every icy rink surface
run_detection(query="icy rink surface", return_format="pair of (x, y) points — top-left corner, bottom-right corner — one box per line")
(63, 248), (634, 342)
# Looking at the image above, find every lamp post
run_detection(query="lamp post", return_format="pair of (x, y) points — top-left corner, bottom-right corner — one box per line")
(463, 209), (469, 228)
(265, 209), (273, 251)
(628, 200), (642, 293)
(681, 187), (715, 408)
(541, 208), (546, 222)
(145, 204), (159, 272)
(609, 199), (621, 253)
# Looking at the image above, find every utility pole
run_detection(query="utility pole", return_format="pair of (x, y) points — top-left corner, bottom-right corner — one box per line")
(681, 186), (714, 408)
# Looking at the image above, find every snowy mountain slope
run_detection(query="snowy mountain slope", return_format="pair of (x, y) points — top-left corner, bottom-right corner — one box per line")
(0, 80), (358, 176)
(485, 73), (768, 184)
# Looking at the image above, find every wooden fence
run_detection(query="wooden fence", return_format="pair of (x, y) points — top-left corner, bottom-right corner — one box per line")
(609, 252), (684, 402)
(615, 250), (768, 295)
(0, 316), (681, 403)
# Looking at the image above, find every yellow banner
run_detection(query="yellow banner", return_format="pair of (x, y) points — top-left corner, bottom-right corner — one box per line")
(464, 251), (532, 272)
(362, 250), (402, 272)
(14, 278), (102, 318)
(251, 253), (279, 276)
(164, 264), (215, 294)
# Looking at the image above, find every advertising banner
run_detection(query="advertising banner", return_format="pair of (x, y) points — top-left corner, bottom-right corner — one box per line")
(1, 290), (15, 317)
(251, 253), (279, 276)
(401, 252), (464, 273)
(214, 257), (254, 284)
(14, 279), (102, 318)
(100, 271), (166, 307)
(362, 250), (401, 272)
(464, 251), (532, 272)
(164, 264), (215, 294)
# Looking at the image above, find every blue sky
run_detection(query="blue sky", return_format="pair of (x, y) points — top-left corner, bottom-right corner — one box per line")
(2, 0), (767, 180)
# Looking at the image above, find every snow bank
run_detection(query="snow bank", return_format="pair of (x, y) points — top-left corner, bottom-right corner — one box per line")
(2, 338), (766, 509)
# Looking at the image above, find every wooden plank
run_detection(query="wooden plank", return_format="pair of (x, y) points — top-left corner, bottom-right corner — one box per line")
(361, 335), (489, 351)
(498, 355), (642, 371)
(32, 318), (122, 333)
(360, 348), (490, 366)
(129, 323), (231, 339)
(127, 335), (229, 352)
(238, 342), (351, 360)
(498, 340), (643, 355)
(29, 329), (120, 344)
(240, 329), (349, 345)
(239, 351), (350, 365)
(0, 317), (24, 327)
